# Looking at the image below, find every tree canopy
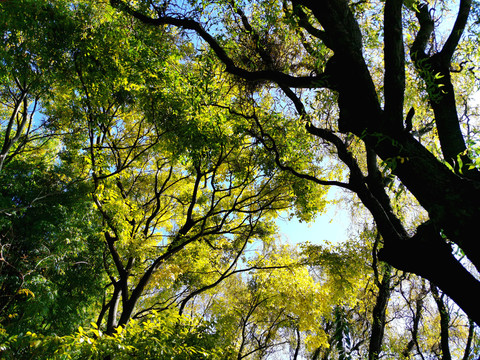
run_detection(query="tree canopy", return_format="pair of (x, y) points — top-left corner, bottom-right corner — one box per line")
(1, 0), (480, 359)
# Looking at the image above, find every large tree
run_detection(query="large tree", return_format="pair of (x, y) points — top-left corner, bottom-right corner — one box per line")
(34, 0), (327, 338)
(2, 0), (480, 358)
(109, 0), (480, 324)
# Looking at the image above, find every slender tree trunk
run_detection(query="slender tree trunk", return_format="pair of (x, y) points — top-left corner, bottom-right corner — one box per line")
(402, 286), (425, 358)
(462, 318), (475, 360)
(293, 327), (301, 360)
(368, 265), (393, 360)
(106, 284), (121, 335)
(431, 283), (452, 360)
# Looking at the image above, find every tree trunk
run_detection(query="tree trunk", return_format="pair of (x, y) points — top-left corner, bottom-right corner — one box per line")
(368, 265), (393, 360)
(431, 284), (452, 360)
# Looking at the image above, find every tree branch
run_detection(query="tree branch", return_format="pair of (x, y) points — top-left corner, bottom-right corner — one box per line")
(109, 0), (329, 88)
(384, 0), (405, 131)
(292, 4), (326, 41)
(440, 0), (472, 64)
(410, 3), (434, 60)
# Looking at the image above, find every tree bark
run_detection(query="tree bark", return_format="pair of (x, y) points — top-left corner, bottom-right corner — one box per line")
(402, 284), (425, 359)
(431, 284), (452, 360)
(368, 265), (393, 360)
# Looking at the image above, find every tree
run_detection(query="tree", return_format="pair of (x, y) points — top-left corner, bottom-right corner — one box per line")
(3, 0), (480, 358)
(109, 0), (480, 324)
(0, 0), (77, 171)
(0, 153), (104, 337)
(1, 2), (331, 356)
(0, 0), (105, 337)
(40, 0), (327, 338)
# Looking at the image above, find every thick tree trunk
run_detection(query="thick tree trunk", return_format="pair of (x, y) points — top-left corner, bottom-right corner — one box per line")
(298, 0), (480, 325)
(378, 223), (480, 326)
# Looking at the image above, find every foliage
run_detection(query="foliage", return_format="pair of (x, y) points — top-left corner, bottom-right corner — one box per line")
(2, 311), (221, 359)
(1, 0), (480, 359)
(0, 152), (104, 336)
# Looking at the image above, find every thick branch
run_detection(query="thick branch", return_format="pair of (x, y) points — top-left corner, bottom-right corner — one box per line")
(409, 3), (474, 170)
(110, 0), (329, 88)
(292, 0), (363, 55)
(410, 3), (434, 60)
(440, 0), (472, 63)
(106, 282), (122, 334)
(292, 0), (382, 133)
(291, 4), (326, 41)
(379, 222), (480, 326)
(105, 232), (126, 278)
(384, 0), (405, 131)
(280, 85), (409, 260)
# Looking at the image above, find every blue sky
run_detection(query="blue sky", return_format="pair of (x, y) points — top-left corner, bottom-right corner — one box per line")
(275, 202), (350, 245)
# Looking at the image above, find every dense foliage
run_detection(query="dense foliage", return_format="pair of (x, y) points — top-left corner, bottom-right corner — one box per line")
(1, 0), (480, 359)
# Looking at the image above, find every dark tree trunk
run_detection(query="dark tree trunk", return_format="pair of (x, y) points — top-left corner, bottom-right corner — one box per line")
(462, 318), (475, 360)
(431, 284), (452, 360)
(368, 265), (393, 360)
(402, 287), (425, 359)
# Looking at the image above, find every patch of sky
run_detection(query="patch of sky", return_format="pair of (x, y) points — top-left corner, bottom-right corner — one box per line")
(275, 187), (350, 246)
